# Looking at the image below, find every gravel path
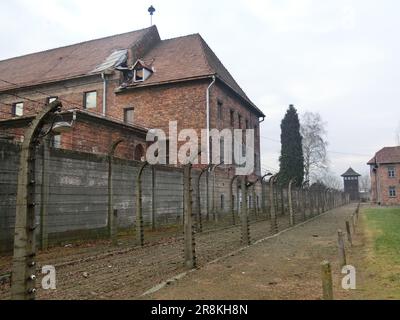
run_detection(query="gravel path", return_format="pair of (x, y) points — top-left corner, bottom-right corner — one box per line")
(146, 204), (357, 300)
(0, 213), (293, 300)
(0, 205), (348, 300)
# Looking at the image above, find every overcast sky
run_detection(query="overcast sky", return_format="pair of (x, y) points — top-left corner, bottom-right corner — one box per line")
(1, 0), (399, 180)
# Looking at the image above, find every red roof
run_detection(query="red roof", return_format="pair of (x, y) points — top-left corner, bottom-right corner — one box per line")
(0, 26), (264, 117)
(368, 146), (400, 165)
(121, 33), (264, 116)
(0, 26), (157, 91)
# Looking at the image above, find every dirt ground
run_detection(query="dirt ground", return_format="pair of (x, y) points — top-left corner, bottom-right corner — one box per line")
(0, 213), (292, 300)
(1, 204), (368, 300)
(146, 204), (359, 300)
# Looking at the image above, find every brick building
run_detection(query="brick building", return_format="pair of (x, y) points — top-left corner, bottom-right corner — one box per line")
(0, 25), (265, 174)
(368, 146), (400, 205)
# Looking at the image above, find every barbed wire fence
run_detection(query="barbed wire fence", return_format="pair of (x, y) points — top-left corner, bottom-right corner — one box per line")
(0, 107), (350, 300)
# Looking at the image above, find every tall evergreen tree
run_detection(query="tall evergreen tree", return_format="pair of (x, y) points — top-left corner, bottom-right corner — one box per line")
(279, 105), (304, 187)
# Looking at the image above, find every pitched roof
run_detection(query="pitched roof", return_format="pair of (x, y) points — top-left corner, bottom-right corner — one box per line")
(0, 27), (264, 117)
(341, 167), (361, 177)
(0, 26), (158, 91)
(117, 34), (264, 116)
(367, 146), (400, 165)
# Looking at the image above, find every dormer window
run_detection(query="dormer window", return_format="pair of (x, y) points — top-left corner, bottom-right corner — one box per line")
(134, 68), (144, 82)
(132, 60), (153, 83)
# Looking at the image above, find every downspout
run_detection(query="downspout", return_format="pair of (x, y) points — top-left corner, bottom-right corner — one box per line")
(101, 73), (107, 116)
(206, 76), (216, 164)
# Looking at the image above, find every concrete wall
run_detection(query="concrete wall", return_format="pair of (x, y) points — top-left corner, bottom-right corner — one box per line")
(0, 140), (263, 254)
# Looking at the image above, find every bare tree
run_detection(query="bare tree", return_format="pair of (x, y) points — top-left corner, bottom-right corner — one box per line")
(301, 112), (328, 183)
(318, 170), (343, 190)
(359, 173), (371, 193)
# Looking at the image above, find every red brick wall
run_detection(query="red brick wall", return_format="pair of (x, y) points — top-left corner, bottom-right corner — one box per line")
(1, 76), (263, 173)
(370, 163), (400, 205)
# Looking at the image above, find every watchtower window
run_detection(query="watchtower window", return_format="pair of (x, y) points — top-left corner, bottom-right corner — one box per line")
(388, 167), (396, 178)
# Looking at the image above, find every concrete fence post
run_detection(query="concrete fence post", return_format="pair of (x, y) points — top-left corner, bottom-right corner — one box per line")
(151, 166), (156, 231)
(261, 180), (267, 216)
(184, 164), (196, 269)
(288, 179), (295, 227)
(338, 229), (347, 268)
(269, 176), (278, 234)
(230, 175), (239, 226)
(321, 261), (334, 300)
(280, 187), (285, 216)
(301, 189), (307, 220)
(40, 136), (50, 251)
(240, 178), (251, 245)
(205, 171), (210, 222)
(108, 139), (123, 246)
(196, 166), (210, 233)
(352, 215), (356, 233)
(12, 101), (62, 300)
(252, 185), (258, 218)
(346, 221), (353, 246)
(112, 209), (118, 246)
(136, 162), (149, 247)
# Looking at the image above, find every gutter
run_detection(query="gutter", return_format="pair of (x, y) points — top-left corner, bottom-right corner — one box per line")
(101, 73), (107, 116)
(206, 76), (216, 164)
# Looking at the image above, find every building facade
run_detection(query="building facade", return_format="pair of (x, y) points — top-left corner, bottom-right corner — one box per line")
(368, 147), (400, 206)
(0, 25), (265, 174)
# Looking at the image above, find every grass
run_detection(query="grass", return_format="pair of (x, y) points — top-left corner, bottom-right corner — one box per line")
(355, 206), (400, 299)
(364, 207), (400, 263)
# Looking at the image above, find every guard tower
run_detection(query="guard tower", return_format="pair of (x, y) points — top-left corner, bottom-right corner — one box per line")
(341, 167), (361, 201)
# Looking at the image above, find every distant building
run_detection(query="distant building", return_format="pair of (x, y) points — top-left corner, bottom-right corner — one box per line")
(368, 146), (400, 206)
(341, 167), (361, 201)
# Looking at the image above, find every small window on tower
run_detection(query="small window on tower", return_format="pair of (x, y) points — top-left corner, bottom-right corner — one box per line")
(388, 167), (395, 178)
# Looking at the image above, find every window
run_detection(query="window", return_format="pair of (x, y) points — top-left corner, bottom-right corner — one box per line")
(84, 91), (97, 109)
(124, 108), (135, 124)
(389, 186), (396, 198)
(220, 138), (225, 164)
(238, 114), (242, 129)
(12, 102), (23, 117)
(47, 97), (58, 104)
(220, 194), (225, 210)
(230, 110), (235, 127)
(388, 167), (396, 178)
(246, 119), (249, 129)
(134, 68), (144, 82)
(217, 101), (223, 120)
